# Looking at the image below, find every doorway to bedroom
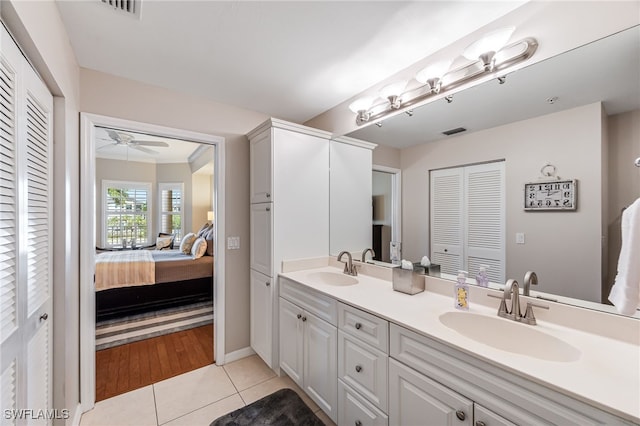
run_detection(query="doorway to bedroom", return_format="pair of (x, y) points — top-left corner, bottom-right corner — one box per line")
(80, 114), (226, 408)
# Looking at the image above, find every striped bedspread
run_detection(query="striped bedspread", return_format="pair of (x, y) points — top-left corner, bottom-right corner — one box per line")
(96, 250), (155, 291)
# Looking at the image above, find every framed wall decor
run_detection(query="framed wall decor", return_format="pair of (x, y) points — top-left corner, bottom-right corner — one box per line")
(524, 179), (577, 211)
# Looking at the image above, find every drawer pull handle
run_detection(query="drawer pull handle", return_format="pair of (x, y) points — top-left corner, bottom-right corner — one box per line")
(355, 421), (362, 426)
(455, 410), (465, 421)
(296, 314), (302, 319)
(39, 313), (48, 321)
(355, 365), (362, 373)
(265, 282), (270, 286)
(355, 322), (362, 330)
(475, 422), (486, 426)
(302, 316), (307, 322)
(266, 207), (271, 212)
(266, 193), (271, 198)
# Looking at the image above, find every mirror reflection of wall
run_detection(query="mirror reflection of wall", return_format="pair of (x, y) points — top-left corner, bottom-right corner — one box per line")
(346, 25), (640, 310)
(372, 170), (393, 262)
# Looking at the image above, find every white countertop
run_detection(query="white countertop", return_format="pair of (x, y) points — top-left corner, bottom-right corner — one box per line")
(280, 265), (640, 423)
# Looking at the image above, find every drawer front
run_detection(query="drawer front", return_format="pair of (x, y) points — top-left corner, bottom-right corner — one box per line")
(339, 380), (388, 426)
(338, 331), (388, 412)
(279, 276), (337, 325)
(339, 302), (389, 353)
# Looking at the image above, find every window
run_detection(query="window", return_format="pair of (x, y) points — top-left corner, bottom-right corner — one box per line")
(103, 180), (152, 247)
(159, 182), (184, 241)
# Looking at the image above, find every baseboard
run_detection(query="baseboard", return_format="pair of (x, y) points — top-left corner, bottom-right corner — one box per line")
(223, 346), (255, 364)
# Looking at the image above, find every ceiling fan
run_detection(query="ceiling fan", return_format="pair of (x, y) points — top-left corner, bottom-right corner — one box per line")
(98, 129), (170, 154)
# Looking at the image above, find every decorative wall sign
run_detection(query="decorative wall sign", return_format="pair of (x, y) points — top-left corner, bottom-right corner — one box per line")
(524, 179), (577, 211)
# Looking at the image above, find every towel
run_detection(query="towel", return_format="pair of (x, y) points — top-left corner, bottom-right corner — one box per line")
(420, 256), (431, 267)
(608, 197), (640, 316)
(401, 259), (413, 270)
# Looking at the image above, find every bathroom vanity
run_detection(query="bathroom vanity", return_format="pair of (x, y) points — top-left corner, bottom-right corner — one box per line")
(278, 259), (640, 426)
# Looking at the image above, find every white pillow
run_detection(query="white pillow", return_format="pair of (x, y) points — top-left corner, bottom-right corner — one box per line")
(156, 236), (173, 250)
(179, 232), (197, 254)
(191, 237), (207, 259)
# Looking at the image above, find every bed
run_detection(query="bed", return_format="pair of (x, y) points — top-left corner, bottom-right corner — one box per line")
(95, 249), (214, 321)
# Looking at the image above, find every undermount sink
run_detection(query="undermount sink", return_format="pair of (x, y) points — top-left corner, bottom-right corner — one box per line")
(439, 312), (581, 362)
(306, 271), (358, 286)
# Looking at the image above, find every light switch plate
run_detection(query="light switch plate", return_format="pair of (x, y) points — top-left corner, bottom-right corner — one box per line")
(516, 233), (525, 244)
(227, 236), (240, 250)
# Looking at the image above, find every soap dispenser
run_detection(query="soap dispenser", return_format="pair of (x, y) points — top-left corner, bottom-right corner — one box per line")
(475, 265), (489, 287)
(455, 270), (469, 311)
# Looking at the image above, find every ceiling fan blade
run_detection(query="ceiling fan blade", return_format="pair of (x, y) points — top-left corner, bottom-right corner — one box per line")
(96, 144), (117, 151)
(131, 140), (170, 147)
(131, 145), (159, 155)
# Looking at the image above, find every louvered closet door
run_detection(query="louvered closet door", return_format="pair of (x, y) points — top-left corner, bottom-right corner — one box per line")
(464, 162), (505, 284)
(430, 162), (505, 282)
(1, 23), (54, 425)
(430, 168), (463, 276)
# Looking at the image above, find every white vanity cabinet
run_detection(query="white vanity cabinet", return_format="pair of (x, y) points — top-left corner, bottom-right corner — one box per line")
(248, 119), (331, 369)
(279, 277), (337, 422)
(338, 302), (389, 418)
(389, 323), (634, 426)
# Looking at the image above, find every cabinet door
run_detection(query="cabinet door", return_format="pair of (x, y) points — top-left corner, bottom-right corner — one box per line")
(250, 130), (273, 203)
(279, 297), (303, 386)
(389, 359), (472, 426)
(250, 203), (272, 276)
(250, 270), (273, 367)
(304, 313), (338, 423)
(474, 404), (517, 426)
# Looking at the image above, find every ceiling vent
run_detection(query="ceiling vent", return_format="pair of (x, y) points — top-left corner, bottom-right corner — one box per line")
(442, 127), (467, 136)
(101, 0), (141, 19)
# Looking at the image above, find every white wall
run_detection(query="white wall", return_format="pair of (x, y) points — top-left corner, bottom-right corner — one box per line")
(192, 172), (213, 231)
(80, 68), (268, 354)
(402, 103), (605, 302)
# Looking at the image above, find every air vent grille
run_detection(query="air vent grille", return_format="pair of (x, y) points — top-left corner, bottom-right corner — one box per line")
(442, 127), (467, 136)
(101, 0), (141, 18)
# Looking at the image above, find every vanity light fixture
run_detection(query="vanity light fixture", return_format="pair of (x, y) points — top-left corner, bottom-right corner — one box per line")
(349, 27), (537, 126)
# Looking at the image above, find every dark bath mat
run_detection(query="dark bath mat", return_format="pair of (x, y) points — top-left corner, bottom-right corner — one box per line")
(210, 388), (325, 426)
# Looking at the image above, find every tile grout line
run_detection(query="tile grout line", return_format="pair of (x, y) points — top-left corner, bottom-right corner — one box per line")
(152, 384), (160, 426)
(221, 364), (246, 405)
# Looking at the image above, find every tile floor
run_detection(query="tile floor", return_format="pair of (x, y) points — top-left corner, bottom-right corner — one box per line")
(80, 355), (336, 426)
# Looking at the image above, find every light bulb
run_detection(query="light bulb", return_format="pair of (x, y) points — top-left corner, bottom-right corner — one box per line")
(463, 27), (516, 61)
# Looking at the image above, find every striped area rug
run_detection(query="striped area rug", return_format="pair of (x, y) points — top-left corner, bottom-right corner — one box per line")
(96, 302), (213, 351)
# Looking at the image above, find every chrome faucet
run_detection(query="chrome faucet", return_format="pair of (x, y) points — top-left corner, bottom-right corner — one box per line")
(523, 271), (538, 296)
(361, 248), (376, 263)
(337, 251), (357, 276)
(503, 279), (522, 320)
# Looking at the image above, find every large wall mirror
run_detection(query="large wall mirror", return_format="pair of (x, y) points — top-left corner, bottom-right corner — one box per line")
(343, 25), (640, 314)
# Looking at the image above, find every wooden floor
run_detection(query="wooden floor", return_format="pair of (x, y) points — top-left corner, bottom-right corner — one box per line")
(95, 324), (214, 402)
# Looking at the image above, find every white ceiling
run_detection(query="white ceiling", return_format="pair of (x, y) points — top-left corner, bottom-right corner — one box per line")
(55, 0), (524, 124)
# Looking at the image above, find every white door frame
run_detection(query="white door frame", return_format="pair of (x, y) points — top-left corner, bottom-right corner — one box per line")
(372, 165), (402, 252)
(79, 113), (226, 412)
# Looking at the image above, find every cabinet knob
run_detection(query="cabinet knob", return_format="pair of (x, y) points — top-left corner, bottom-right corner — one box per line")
(266, 193), (271, 198)
(302, 316), (307, 322)
(266, 207), (271, 212)
(455, 410), (466, 421)
(475, 422), (486, 426)
(355, 365), (362, 373)
(297, 314), (302, 319)
(355, 421), (362, 426)
(444, 248), (448, 253)
(355, 322), (362, 330)
(265, 282), (270, 286)
(39, 313), (48, 321)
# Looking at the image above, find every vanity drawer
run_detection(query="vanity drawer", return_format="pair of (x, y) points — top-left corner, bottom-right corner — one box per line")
(280, 276), (337, 326)
(339, 302), (389, 353)
(338, 330), (388, 412)
(339, 380), (388, 426)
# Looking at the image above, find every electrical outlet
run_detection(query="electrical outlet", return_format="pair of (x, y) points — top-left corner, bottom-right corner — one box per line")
(516, 233), (525, 244)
